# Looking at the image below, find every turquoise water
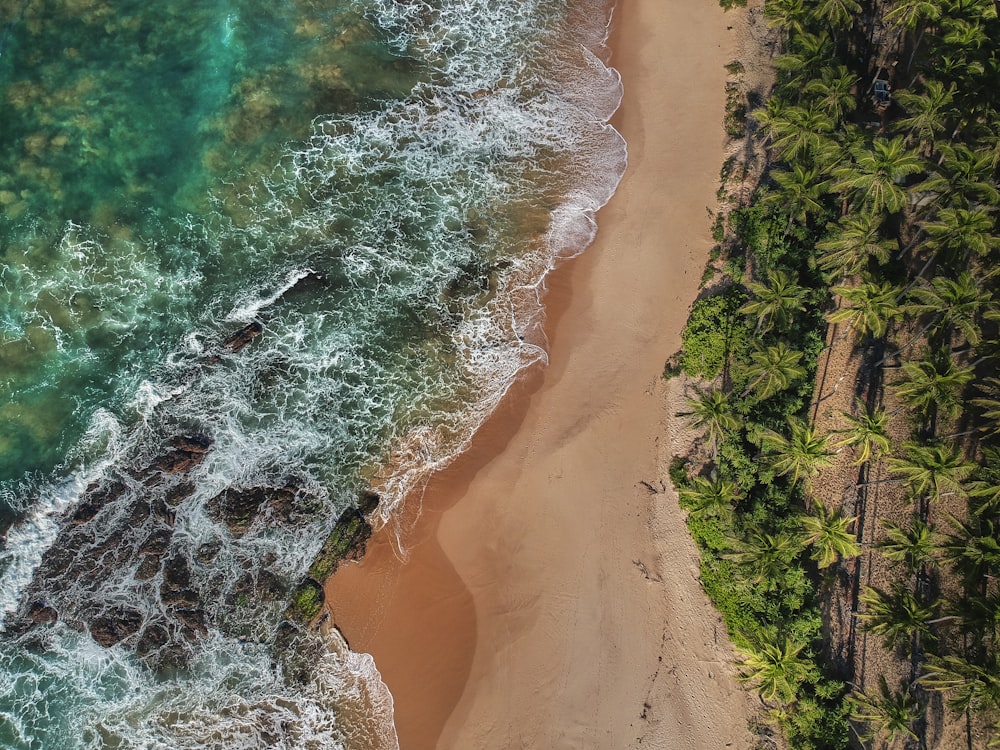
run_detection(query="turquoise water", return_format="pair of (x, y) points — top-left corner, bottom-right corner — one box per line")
(0, 0), (625, 746)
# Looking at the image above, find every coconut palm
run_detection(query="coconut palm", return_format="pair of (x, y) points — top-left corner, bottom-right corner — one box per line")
(920, 653), (1000, 716)
(847, 676), (921, 744)
(894, 80), (957, 155)
(817, 214), (894, 279)
(918, 206), (1000, 263)
(774, 32), (834, 89)
(767, 105), (837, 162)
(858, 585), (939, 654)
(887, 441), (975, 504)
(917, 142), (1000, 208)
(678, 388), (741, 462)
(760, 417), (834, 487)
(764, 0), (810, 36)
(678, 476), (742, 520)
(947, 592), (1000, 643)
(834, 400), (892, 465)
(906, 271), (994, 347)
(739, 269), (808, 334)
(828, 279), (904, 339)
(878, 518), (940, 572)
(884, 0), (942, 31)
(763, 164), (832, 231)
(743, 341), (807, 400)
(971, 378), (1000, 437)
(725, 528), (801, 587)
(803, 66), (859, 123)
(736, 637), (815, 704)
(894, 355), (975, 423)
(811, 0), (861, 33)
(941, 514), (1000, 589)
(798, 498), (860, 568)
(832, 137), (923, 216)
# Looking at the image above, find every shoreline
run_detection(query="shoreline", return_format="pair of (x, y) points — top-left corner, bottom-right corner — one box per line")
(326, 0), (755, 747)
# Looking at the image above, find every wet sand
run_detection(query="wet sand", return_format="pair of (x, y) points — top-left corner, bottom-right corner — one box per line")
(326, 0), (756, 747)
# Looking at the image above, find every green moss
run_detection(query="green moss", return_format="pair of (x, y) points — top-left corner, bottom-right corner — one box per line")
(307, 507), (372, 582)
(286, 580), (323, 623)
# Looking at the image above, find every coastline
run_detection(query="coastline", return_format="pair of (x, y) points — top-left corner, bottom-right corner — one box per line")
(325, 0), (755, 747)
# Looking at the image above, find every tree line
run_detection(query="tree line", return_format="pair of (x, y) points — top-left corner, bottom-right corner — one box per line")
(671, 0), (1000, 746)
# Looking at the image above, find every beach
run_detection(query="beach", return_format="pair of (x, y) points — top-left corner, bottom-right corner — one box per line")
(324, 0), (756, 747)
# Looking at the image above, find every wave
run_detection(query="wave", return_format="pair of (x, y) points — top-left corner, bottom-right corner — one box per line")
(0, 0), (625, 746)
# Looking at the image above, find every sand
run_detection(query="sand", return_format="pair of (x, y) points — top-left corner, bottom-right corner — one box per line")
(325, 0), (757, 747)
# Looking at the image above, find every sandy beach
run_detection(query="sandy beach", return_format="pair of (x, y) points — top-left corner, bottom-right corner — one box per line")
(325, 0), (756, 747)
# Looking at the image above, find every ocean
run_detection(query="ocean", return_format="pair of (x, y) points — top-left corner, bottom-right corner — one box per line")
(0, 0), (625, 746)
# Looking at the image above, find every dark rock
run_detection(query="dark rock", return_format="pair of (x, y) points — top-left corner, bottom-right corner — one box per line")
(27, 601), (58, 625)
(135, 555), (161, 581)
(207, 487), (268, 536)
(358, 489), (380, 516)
(285, 579), (324, 623)
(135, 622), (170, 656)
(172, 607), (208, 637)
(222, 321), (263, 353)
(164, 481), (196, 506)
(71, 481), (125, 524)
(140, 529), (172, 557)
(89, 606), (144, 648)
(307, 507), (372, 582)
(170, 434), (211, 454)
(194, 540), (222, 564)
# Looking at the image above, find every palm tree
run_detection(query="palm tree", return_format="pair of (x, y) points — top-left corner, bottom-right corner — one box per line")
(941, 514), (1000, 590)
(947, 592), (1000, 644)
(828, 279), (904, 339)
(763, 164), (831, 232)
(894, 355), (975, 424)
(739, 269), (808, 334)
(895, 80), (956, 156)
(917, 142), (1000, 208)
(678, 476), (742, 520)
(725, 528), (801, 587)
(918, 206), (1000, 264)
(736, 637), (815, 704)
(834, 400), (892, 465)
(906, 271), (994, 347)
(803, 66), (859, 123)
(847, 676), (921, 744)
(760, 417), (834, 487)
(887, 441), (975, 504)
(767, 105), (837, 162)
(798, 498), (860, 568)
(858, 585), (939, 655)
(971, 378), (1000, 437)
(763, 0), (810, 36)
(832, 137), (923, 216)
(878, 518), (940, 572)
(884, 0), (942, 31)
(811, 0), (861, 33)
(743, 341), (807, 400)
(678, 388), (741, 463)
(920, 653), (1000, 716)
(816, 214), (894, 279)
(774, 32), (834, 89)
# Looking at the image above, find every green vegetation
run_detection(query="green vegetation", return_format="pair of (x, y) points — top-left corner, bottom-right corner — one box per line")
(672, 0), (1000, 744)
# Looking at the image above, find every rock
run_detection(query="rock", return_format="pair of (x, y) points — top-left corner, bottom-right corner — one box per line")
(285, 579), (324, 623)
(27, 601), (58, 625)
(139, 529), (171, 557)
(207, 487), (268, 536)
(71, 481), (125, 524)
(358, 489), (380, 515)
(222, 321), (263, 353)
(89, 606), (144, 648)
(307, 507), (372, 582)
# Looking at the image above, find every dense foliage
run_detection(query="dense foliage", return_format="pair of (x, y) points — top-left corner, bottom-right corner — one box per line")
(673, 0), (1000, 746)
